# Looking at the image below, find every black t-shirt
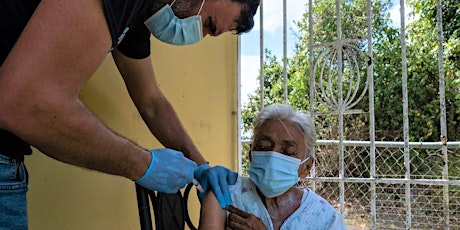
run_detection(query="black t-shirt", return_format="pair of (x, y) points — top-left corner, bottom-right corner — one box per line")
(104, 0), (154, 59)
(0, 0), (154, 159)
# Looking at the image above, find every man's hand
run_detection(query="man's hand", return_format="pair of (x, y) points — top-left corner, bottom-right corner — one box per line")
(135, 148), (197, 193)
(194, 164), (238, 208)
(226, 205), (266, 230)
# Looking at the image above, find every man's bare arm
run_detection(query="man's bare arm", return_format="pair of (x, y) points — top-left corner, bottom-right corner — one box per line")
(112, 51), (241, 207)
(112, 49), (207, 165)
(0, 0), (150, 180)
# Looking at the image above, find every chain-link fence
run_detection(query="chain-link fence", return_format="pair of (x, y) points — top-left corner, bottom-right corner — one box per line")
(297, 140), (460, 229)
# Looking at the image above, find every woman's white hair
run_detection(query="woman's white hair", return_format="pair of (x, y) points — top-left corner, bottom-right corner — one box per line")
(252, 104), (316, 157)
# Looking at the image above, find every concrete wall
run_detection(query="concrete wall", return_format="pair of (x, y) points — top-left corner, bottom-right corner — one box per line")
(26, 34), (239, 229)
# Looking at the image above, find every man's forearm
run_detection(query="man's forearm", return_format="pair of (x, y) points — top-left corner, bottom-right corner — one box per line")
(1, 97), (150, 180)
(112, 50), (207, 166)
(141, 96), (207, 165)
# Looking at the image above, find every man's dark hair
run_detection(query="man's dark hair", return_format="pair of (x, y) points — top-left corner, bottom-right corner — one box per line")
(233, 0), (260, 34)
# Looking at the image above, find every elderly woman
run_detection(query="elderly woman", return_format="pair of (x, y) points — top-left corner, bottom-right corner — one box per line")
(198, 104), (347, 230)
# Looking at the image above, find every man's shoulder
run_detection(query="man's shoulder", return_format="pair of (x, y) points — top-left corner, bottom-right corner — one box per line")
(103, 0), (152, 50)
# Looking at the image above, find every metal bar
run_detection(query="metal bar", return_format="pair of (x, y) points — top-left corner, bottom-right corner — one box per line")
(366, 0), (376, 228)
(136, 184), (153, 230)
(316, 140), (460, 148)
(335, 0), (345, 216)
(308, 0), (316, 192)
(399, 0), (411, 227)
(283, 0), (288, 104)
(259, 0), (265, 109)
(243, 139), (460, 149)
(302, 177), (460, 186)
(435, 0), (449, 228)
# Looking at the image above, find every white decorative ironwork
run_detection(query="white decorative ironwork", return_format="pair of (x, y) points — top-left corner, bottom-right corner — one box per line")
(312, 38), (369, 113)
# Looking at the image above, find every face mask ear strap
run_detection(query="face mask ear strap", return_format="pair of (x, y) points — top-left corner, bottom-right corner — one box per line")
(197, 0), (206, 15)
(300, 156), (311, 165)
(170, 0), (177, 6)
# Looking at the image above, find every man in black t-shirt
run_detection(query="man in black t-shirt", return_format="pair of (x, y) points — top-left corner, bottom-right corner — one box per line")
(0, 0), (259, 228)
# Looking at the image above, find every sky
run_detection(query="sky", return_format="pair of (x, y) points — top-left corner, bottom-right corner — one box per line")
(239, 0), (416, 105)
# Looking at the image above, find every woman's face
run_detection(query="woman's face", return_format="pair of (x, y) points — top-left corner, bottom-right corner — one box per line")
(251, 119), (313, 177)
(252, 119), (306, 159)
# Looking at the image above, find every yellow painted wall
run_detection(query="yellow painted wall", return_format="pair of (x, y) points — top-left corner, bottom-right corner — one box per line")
(26, 34), (239, 229)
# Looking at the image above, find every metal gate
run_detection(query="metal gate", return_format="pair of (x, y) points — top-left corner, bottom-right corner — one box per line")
(238, 0), (460, 229)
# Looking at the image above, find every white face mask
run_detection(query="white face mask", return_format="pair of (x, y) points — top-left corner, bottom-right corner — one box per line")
(144, 0), (205, 46)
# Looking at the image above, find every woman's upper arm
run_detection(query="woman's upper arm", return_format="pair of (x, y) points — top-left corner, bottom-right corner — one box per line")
(198, 191), (227, 230)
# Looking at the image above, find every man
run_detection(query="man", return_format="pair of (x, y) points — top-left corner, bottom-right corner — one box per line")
(0, 0), (260, 228)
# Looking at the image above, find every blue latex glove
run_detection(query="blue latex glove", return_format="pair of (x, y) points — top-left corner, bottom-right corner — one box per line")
(194, 163), (238, 208)
(135, 148), (197, 193)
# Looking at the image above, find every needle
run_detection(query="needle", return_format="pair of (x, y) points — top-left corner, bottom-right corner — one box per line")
(192, 178), (204, 193)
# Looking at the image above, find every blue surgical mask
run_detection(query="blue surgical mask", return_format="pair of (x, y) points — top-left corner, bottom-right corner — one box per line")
(144, 0), (205, 46)
(248, 151), (309, 198)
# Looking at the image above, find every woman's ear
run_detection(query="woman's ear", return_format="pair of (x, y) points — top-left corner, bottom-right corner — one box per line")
(299, 157), (314, 178)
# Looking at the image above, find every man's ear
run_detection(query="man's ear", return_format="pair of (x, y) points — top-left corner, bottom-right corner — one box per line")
(299, 157), (314, 178)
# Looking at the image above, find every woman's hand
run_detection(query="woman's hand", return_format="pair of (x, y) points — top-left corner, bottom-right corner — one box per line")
(226, 206), (266, 230)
